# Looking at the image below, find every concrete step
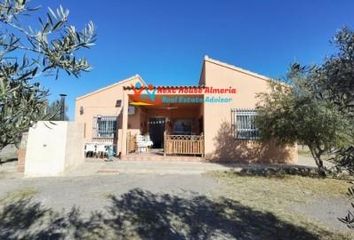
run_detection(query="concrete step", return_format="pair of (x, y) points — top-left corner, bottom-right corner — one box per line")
(121, 155), (203, 162)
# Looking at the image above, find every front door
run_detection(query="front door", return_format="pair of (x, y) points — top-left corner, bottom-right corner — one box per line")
(148, 117), (165, 148)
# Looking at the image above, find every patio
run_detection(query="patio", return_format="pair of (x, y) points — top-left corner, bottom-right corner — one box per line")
(121, 150), (203, 161)
(123, 97), (204, 158)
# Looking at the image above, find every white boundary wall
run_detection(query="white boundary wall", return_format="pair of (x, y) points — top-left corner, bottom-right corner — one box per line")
(24, 121), (84, 177)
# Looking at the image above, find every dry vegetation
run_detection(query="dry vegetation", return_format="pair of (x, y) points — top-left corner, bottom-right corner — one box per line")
(209, 171), (353, 240)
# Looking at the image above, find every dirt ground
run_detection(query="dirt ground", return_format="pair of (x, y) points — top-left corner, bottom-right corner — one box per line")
(0, 169), (353, 239)
(0, 145), (352, 239)
(210, 171), (353, 239)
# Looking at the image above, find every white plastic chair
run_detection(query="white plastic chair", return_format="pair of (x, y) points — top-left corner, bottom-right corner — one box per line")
(85, 143), (96, 158)
(96, 144), (107, 158)
(144, 134), (153, 147)
(136, 134), (153, 152)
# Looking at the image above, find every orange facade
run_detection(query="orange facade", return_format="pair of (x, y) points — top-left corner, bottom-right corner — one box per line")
(75, 56), (297, 163)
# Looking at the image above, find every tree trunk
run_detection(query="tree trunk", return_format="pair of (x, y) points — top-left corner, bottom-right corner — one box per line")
(314, 156), (326, 177)
(309, 147), (326, 177)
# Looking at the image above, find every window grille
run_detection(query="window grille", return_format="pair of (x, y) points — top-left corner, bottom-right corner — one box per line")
(95, 116), (117, 138)
(231, 109), (259, 140)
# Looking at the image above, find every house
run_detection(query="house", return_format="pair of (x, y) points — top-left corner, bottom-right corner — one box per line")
(75, 56), (297, 163)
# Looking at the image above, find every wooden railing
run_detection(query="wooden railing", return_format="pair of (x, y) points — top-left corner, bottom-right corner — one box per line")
(127, 132), (136, 153)
(164, 133), (204, 156)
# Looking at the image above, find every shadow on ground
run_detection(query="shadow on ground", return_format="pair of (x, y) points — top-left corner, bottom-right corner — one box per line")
(0, 189), (329, 239)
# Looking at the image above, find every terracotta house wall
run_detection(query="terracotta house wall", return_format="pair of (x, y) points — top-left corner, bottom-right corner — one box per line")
(201, 57), (297, 163)
(128, 107), (143, 130)
(75, 75), (144, 144)
(74, 57), (297, 163)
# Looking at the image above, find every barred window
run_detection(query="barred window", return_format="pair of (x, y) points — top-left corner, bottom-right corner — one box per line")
(231, 109), (259, 140)
(96, 116), (117, 138)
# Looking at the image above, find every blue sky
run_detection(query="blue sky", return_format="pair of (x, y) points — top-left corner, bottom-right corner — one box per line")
(34, 0), (354, 119)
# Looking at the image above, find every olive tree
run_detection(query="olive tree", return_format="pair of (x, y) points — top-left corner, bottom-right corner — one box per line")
(315, 28), (354, 171)
(256, 76), (351, 175)
(256, 28), (354, 175)
(314, 27), (354, 115)
(0, 0), (95, 150)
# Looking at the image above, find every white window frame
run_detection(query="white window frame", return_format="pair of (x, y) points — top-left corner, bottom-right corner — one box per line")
(232, 109), (259, 140)
(95, 116), (117, 138)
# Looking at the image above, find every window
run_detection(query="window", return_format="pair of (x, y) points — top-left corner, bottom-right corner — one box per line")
(115, 100), (122, 107)
(96, 116), (117, 138)
(173, 119), (192, 135)
(232, 109), (259, 140)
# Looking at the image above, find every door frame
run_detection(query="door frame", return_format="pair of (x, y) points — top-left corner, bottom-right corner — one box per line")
(148, 117), (166, 148)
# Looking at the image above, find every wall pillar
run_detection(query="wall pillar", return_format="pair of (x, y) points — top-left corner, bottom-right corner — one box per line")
(17, 132), (28, 172)
(121, 92), (129, 156)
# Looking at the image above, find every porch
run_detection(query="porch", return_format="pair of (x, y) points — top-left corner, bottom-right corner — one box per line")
(121, 149), (203, 161)
(122, 94), (205, 159)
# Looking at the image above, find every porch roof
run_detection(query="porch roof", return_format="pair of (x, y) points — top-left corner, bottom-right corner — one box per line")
(123, 85), (205, 90)
(128, 94), (204, 107)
